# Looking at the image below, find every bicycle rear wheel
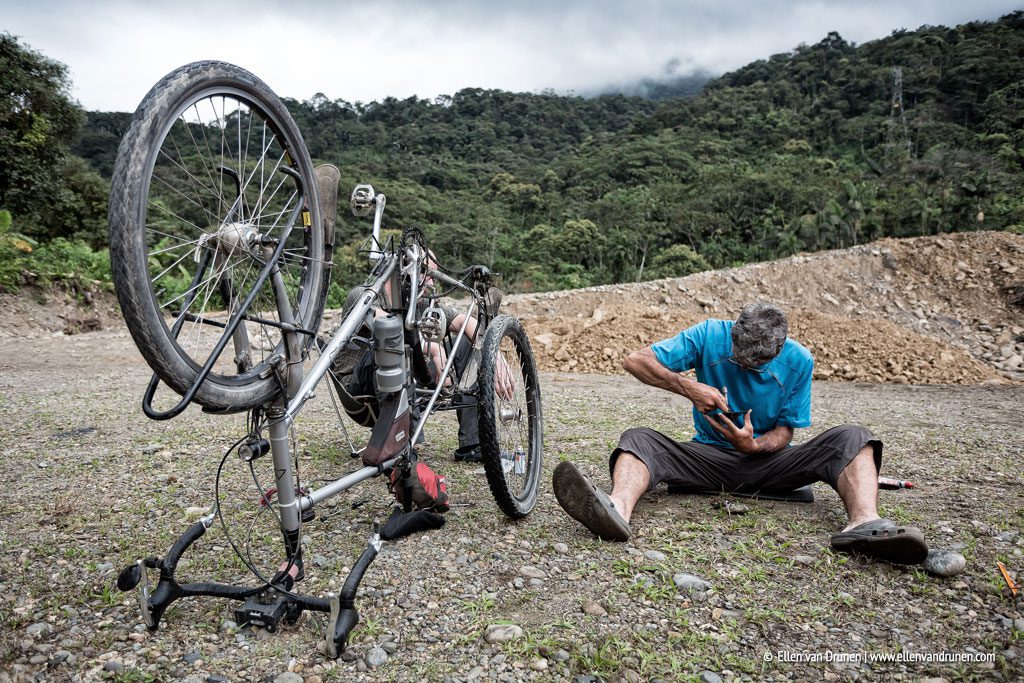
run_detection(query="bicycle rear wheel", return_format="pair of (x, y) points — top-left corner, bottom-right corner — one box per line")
(109, 61), (327, 412)
(478, 315), (543, 518)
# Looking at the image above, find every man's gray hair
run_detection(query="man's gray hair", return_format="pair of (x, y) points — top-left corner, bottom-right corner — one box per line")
(731, 303), (788, 368)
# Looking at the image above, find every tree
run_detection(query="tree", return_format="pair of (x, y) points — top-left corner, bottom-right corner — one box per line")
(57, 11), (1024, 294)
(0, 33), (84, 238)
(644, 244), (711, 280)
(50, 156), (110, 246)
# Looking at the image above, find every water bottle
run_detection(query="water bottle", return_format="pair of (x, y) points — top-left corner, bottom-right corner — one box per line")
(372, 314), (405, 394)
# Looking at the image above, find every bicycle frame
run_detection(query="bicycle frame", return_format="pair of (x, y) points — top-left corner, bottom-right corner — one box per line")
(272, 240), (487, 551)
(120, 187), (494, 656)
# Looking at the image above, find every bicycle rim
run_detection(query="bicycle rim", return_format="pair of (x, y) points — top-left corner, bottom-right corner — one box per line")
(141, 86), (322, 385)
(480, 317), (542, 517)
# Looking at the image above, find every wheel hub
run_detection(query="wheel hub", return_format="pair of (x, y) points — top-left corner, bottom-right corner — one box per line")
(213, 221), (259, 254)
(499, 406), (521, 425)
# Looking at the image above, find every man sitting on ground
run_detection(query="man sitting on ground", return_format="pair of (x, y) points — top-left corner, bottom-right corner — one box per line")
(552, 302), (929, 565)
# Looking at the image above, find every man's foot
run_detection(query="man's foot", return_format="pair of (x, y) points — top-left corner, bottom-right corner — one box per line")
(454, 444), (482, 463)
(552, 461), (630, 542)
(830, 518), (928, 565)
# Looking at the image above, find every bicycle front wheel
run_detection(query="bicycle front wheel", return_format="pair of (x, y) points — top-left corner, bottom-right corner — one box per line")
(109, 61), (327, 412)
(478, 315), (543, 519)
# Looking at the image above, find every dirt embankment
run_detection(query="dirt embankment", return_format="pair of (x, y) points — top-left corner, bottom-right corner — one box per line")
(504, 231), (1024, 385)
(0, 287), (120, 339)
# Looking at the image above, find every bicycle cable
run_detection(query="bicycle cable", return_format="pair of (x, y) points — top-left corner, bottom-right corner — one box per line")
(213, 424), (305, 599)
(213, 434), (272, 585)
(310, 339), (359, 455)
(233, 457), (311, 601)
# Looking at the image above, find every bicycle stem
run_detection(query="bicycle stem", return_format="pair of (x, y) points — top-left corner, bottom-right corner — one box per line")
(369, 193), (386, 262)
(404, 243), (420, 331)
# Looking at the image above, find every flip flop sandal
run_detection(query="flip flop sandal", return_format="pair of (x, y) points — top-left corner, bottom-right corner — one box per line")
(552, 461), (630, 542)
(830, 518), (929, 565)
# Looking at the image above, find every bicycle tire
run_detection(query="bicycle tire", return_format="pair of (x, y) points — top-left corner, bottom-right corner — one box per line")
(109, 61), (327, 412)
(478, 315), (543, 519)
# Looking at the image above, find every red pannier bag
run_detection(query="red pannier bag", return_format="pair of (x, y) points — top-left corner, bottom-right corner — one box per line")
(390, 462), (449, 513)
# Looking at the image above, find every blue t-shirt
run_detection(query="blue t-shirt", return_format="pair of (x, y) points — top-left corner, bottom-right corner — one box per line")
(650, 319), (813, 448)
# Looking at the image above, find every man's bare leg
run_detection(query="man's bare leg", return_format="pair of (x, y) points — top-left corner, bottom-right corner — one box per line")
(608, 451), (650, 524)
(836, 446), (880, 531)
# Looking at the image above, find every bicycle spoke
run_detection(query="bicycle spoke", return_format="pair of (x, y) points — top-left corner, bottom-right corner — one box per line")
(149, 241), (203, 285)
(151, 168), (223, 227)
(494, 338), (532, 495)
(179, 248), (236, 349)
(166, 136), (218, 199)
(148, 238), (199, 258)
(146, 196), (208, 236)
(189, 102), (221, 193)
(211, 96), (227, 216)
(248, 155), (290, 223)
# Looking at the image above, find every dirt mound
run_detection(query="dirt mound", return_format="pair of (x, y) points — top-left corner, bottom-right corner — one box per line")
(789, 310), (999, 384)
(505, 231), (1024, 384)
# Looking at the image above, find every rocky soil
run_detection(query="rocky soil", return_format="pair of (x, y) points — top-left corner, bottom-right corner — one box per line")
(0, 231), (1022, 683)
(1, 335), (1022, 683)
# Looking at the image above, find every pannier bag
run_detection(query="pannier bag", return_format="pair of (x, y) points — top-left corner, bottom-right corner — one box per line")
(390, 462), (450, 513)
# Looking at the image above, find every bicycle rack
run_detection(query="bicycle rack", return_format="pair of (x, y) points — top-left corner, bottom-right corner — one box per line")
(116, 504), (443, 654)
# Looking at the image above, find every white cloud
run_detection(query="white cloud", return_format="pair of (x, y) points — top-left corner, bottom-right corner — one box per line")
(2, 0), (1019, 111)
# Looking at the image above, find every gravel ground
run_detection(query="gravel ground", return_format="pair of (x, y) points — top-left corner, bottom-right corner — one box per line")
(1, 328), (1022, 683)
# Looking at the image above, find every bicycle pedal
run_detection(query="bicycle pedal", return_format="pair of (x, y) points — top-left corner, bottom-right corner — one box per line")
(235, 595), (289, 632)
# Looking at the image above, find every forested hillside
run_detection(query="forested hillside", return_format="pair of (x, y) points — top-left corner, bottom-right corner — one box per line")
(294, 11), (1024, 292)
(3, 12), (1022, 297)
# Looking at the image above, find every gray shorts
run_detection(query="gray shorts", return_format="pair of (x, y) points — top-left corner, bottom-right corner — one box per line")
(611, 425), (881, 494)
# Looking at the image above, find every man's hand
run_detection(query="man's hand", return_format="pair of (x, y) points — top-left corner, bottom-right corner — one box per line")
(494, 352), (516, 401)
(687, 382), (730, 415)
(424, 341), (452, 388)
(706, 415), (794, 456)
(706, 409), (757, 454)
(624, 348), (729, 411)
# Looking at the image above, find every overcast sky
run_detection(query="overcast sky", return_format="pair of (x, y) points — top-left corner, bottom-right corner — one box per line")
(3, 0), (1020, 112)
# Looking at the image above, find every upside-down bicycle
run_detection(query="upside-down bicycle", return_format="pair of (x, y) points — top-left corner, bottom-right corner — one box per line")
(108, 61), (543, 656)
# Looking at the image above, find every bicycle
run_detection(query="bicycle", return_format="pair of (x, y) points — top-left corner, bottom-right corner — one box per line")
(108, 61), (544, 656)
